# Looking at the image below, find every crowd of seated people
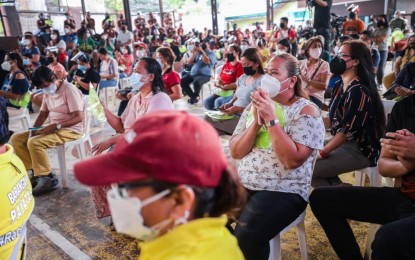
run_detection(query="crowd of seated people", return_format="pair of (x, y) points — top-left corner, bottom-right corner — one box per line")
(1, 6), (415, 260)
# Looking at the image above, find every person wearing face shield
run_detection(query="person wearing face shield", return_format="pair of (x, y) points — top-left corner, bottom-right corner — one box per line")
(11, 66), (85, 196)
(89, 58), (173, 222)
(73, 53), (100, 95)
(229, 53), (325, 260)
(312, 40), (386, 188)
(298, 37), (330, 108)
(74, 111), (246, 259)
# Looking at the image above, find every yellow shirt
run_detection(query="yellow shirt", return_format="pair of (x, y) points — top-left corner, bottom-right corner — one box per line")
(259, 48), (270, 69)
(140, 215), (244, 260)
(0, 145), (34, 259)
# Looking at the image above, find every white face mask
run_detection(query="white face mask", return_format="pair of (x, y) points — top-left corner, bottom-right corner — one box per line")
(240, 44), (248, 52)
(309, 47), (322, 59)
(122, 49), (128, 54)
(51, 34), (57, 40)
(64, 28), (70, 34)
(86, 33), (91, 38)
(334, 46), (340, 54)
(23, 39), (31, 46)
(102, 35), (108, 40)
(1, 61), (11, 71)
(136, 50), (146, 58)
(107, 187), (173, 241)
(260, 74), (290, 98)
(43, 83), (58, 95)
(129, 72), (148, 91)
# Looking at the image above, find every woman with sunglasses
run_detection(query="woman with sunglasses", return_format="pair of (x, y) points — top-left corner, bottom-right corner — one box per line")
(74, 111), (246, 259)
(230, 53), (325, 259)
(312, 40), (386, 187)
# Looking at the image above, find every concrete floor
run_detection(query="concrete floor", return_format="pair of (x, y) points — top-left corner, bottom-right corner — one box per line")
(9, 66), (394, 259)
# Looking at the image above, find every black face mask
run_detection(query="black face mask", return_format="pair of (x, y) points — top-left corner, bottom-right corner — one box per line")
(226, 53), (235, 62)
(243, 66), (256, 76)
(280, 23), (286, 29)
(329, 56), (347, 75)
(46, 57), (54, 65)
(349, 12), (356, 19)
(409, 43), (415, 49)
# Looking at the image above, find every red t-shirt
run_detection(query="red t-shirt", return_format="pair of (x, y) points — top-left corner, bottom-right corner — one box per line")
(273, 29), (296, 41)
(219, 62), (244, 85)
(162, 69), (181, 95)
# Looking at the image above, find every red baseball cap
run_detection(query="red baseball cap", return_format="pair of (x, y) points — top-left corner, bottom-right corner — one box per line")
(74, 111), (228, 188)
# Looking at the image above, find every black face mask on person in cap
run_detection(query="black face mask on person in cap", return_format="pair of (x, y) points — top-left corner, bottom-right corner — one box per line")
(243, 66), (256, 76)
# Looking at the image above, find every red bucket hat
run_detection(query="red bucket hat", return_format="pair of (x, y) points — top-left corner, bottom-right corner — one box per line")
(74, 111), (228, 188)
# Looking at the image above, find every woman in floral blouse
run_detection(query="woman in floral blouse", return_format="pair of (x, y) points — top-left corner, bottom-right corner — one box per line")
(229, 53), (325, 260)
(312, 40), (386, 187)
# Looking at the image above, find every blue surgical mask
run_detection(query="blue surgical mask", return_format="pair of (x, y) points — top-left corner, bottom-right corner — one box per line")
(43, 83), (58, 95)
(78, 65), (87, 72)
(130, 73), (146, 91)
(23, 59), (30, 66)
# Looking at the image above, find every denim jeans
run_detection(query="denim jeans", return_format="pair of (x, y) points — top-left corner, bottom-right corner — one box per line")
(203, 93), (234, 110)
(234, 190), (307, 260)
(310, 186), (415, 259)
(180, 74), (211, 100)
(99, 79), (117, 88)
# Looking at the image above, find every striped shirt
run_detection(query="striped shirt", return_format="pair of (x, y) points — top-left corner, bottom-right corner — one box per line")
(329, 78), (381, 166)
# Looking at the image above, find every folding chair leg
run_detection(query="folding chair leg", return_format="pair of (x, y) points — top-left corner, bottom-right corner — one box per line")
(57, 145), (69, 188)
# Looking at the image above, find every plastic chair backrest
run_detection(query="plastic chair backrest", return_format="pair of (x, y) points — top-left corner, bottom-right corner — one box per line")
(382, 99), (396, 123)
(83, 95), (91, 136)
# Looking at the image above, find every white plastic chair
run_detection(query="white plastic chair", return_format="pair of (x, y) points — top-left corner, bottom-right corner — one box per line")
(382, 99), (397, 187)
(355, 100), (397, 187)
(269, 211), (307, 260)
(354, 167), (383, 187)
(7, 107), (32, 130)
(100, 74), (120, 108)
(56, 96), (93, 188)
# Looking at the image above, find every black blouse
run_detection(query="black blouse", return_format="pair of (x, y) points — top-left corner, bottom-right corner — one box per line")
(329, 78), (381, 166)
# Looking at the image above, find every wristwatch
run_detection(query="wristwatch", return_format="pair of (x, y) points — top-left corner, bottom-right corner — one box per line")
(56, 123), (62, 130)
(265, 119), (279, 129)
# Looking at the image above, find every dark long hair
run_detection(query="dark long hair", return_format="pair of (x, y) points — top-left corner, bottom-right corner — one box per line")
(32, 65), (56, 87)
(151, 166), (247, 219)
(140, 57), (165, 94)
(241, 47), (265, 74)
(6, 51), (25, 72)
(343, 40), (386, 137)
